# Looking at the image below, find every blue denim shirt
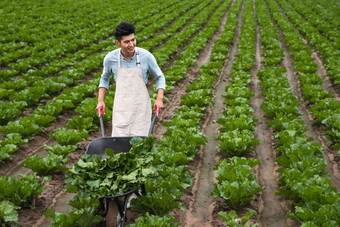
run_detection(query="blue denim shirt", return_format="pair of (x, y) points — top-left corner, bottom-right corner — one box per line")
(98, 47), (166, 90)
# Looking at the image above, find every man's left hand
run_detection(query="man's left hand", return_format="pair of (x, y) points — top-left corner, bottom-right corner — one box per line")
(154, 88), (164, 116)
(154, 98), (163, 116)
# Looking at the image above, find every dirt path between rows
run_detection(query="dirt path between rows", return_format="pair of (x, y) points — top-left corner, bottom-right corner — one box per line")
(250, 2), (293, 226)
(181, 1), (237, 226)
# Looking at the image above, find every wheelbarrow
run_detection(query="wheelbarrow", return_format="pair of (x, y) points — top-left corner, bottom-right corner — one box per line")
(85, 109), (157, 227)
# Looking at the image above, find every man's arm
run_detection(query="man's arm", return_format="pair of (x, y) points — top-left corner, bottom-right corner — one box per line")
(96, 87), (107, 115)
(147, 51), (166, 116)
(96, 51), (116, 116)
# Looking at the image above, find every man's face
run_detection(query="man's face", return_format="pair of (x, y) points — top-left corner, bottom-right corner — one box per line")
(115, 33), (136, 56)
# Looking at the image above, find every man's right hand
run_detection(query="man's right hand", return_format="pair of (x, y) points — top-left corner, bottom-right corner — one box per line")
(96, 100), (105, 116)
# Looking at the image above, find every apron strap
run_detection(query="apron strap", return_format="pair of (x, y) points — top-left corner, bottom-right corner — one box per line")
(118, 49), (140, 68)
(136, 50), (140, 68)
(118, 50), (121, 69)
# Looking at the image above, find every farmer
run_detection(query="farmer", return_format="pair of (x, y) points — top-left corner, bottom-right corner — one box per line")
(96, 22), (165, 137)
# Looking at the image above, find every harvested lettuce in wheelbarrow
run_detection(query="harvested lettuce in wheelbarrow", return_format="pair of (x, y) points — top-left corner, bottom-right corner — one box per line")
(65, 136), (157, 198)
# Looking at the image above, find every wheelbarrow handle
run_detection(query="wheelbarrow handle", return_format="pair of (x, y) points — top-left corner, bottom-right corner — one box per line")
(148, 108), (157, 136)
(99, 109), (105, 137)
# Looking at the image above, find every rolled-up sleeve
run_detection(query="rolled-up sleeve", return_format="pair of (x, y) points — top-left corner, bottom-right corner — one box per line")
(148, 54), (166, 90)
(98, 55), (112, 89)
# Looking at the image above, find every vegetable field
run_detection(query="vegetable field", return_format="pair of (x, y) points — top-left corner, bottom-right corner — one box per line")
(1, 0), (339, 226)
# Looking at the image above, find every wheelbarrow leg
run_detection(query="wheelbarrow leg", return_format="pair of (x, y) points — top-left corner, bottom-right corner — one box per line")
(115, 197), (124, 226)
(120, 194), (133, 227)
(102, 188), (146, 227)
(101, 198), (110, 227)
(111, 195), (131, 227)
(140, 184), (146, 196)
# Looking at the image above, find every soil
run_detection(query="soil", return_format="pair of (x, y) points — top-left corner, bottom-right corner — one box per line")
(2, 0), (339, 226)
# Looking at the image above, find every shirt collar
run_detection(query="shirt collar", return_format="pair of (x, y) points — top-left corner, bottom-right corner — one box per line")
(121, 48), (137, 61)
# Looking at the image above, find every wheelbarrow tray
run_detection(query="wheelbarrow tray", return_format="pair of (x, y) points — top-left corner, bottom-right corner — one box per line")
(85, 136), (146, 159)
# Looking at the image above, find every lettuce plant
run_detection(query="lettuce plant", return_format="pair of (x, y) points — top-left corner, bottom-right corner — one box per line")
(48, 128), (89, 146)
(212, 158), (262, 209)
(126, 212), (179, 227)
(21, 153), (69, 176)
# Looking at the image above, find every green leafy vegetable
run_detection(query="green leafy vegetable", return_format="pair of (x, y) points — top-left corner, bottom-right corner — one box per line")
(21, 153), (69, 176)
(66, 136), (157, 198)
(215, 129), (260, 156)
(48, 128), (89, 145)
(44, 208), (103, 227)
(126, 212), (180, 227)
(212, 158), (263, 209)
(0, 174), (45, 207)
(0, 201), (19, 226)
(218, 209), (258, 227)
(66, 116), (98, 131)
(131, 188), (185, 216)
(44, 144), (78, 157)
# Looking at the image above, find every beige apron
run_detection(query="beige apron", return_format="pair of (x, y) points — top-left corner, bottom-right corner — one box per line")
(111, 50), (151, 137)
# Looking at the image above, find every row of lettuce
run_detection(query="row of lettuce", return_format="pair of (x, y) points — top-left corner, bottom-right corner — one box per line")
(258, 0), (340, 225)
(0, 0), (215, 163)
(0, 0), (234, 225)
(212, 0), (262, 225)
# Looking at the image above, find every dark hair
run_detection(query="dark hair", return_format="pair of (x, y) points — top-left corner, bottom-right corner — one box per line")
(114, 22), (135, 41)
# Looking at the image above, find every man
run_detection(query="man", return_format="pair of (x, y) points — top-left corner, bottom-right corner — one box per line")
(96, 22), (165, 137)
